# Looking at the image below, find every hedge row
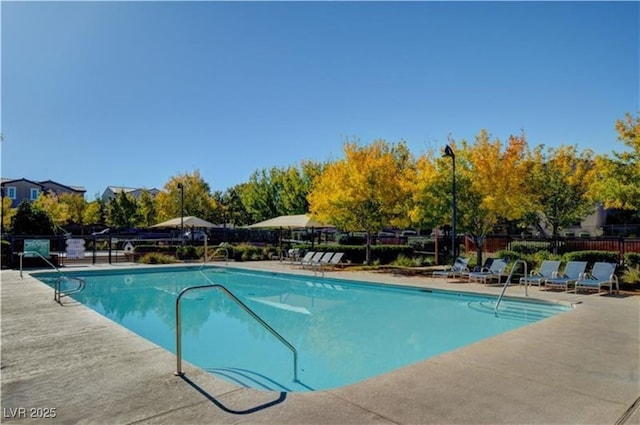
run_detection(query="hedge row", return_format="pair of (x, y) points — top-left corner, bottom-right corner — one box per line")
(495, 249), (621, 274)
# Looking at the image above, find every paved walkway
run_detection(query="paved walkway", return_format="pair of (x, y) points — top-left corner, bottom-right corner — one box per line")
(1, 261), (639, 424)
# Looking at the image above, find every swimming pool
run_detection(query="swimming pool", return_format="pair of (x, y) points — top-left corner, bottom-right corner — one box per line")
(33, 266), (570, 392)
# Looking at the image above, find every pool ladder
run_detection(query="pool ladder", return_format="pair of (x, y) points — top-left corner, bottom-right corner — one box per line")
(19, 250), (86, 304)
(174, 283), (299, 383)
(495, 260), (528, 313)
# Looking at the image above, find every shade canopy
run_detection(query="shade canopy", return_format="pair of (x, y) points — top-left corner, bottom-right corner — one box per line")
(248, 214), (332, 229)
(151, 216), (220, 229)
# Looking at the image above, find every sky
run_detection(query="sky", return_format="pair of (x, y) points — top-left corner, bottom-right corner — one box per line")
(1, 1), (638, 200)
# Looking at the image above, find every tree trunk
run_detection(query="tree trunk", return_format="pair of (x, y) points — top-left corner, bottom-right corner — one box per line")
(366, 231), (372, 265)
(473, 235), (484, 269)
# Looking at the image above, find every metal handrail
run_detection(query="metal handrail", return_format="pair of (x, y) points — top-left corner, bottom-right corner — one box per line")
(495, 259), (528, 313)
(19, 251), (86, 304)
(175, 283), (298, 382)
(54, 276), (86, 304)
(19, 251), (61, 278)
(201, 243), (229, 268)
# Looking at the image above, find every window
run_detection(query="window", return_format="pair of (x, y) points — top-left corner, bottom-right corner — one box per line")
(30, 188), (40, 201)
(6, 186), (16, 199)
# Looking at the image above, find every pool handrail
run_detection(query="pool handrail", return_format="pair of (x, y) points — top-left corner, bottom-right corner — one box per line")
(495, 259), (528, 313)
(19, 250), (61, 278)
(174, 283), (299, 383)
(19, 250), (86, 304)
(201, 243), (229, 268)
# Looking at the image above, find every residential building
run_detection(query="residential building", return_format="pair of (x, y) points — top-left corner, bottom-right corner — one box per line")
(0, 178), (86, 208)
(101, 186), (161, 203)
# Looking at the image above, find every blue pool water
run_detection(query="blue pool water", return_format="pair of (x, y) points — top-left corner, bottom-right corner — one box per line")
(33, 266), (570, 392)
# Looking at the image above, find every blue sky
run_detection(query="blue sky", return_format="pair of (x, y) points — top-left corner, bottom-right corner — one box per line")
(2, 1), (638, 200)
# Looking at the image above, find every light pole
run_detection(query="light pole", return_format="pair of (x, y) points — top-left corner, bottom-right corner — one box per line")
(177, 183), (184, 242)
(443, 145), (457, 260)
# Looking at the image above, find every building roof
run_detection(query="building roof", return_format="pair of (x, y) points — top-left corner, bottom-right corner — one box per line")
(1, 177), (85, 192)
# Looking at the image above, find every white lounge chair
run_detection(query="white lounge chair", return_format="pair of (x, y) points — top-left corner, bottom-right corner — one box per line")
(544, 261), (588, 292)
(519, 260), (561, 287)
(433, 257), (470, 280)
(574, 262), (619, 294)
(302, 252), (328, 269)
(467, 258), (508, 285)
(293, 251), (316, 267)
(325, 252), (344, 267)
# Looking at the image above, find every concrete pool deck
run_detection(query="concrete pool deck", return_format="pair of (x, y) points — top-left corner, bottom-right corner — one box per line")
(1, 261), (639, 424)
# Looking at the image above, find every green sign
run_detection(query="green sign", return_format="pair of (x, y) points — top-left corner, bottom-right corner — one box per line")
(24, 239), (50, 258)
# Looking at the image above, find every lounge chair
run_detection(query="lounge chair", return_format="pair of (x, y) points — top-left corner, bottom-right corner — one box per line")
(467, 258), (508, 285)
(461, 258), (493, 280)
(519, 260), (561, 287)
(544, 261), (587, 292)
(324, 252), (345, 269)
(293, 251), (316, 267)
(574, 262), (619, 294)
(432, 257), (470, 280)
(303, 252), (329, 269)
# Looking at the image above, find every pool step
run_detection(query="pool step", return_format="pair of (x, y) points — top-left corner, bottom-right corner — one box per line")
(205, 367), (311, 392)
(467, 300), (567, 322)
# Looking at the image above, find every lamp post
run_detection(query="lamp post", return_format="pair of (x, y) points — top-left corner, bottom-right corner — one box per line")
(177, 183), (184, 242)
(443, 145), (457, 260)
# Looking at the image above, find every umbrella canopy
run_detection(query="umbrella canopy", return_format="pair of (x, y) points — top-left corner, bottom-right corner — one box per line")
(248, 214), (332, 229)
(151, 216), (220, 228)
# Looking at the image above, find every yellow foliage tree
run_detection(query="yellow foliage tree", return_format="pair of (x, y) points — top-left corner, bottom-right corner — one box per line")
(82, 201), (102, 229)
(308, 139), (414, 265)
(33, 192), (69, 228)
(411, 130), (533, 265)
(59, 193), (87, 232)
(592, 112), (640, 210)
(1, 196), (15, 232)
(155, 170), (217, 224)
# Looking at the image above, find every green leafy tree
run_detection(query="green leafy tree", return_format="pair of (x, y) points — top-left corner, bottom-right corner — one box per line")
(107, 191), (140, 229)
(221, 185), (253, 227)
(240, 168), (284, 223)
(526, 145), (596, 240)
(11, 200), (56, 235)
(279, 161), (326, 215)
(240, 161), (326, 223)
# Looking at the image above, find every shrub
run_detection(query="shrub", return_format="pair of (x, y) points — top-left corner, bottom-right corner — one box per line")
(138, 253), (178, 264)
(391, 254), (417, 267)
(563, 250), (619, 266)
(231, 244), (271, 261)
(624, 252), (640, 268)
(176, 245), (200, 260)
(622, 266), (640, 285)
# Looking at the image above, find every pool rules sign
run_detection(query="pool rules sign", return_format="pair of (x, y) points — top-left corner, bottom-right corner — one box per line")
(66, 239), (86, 259)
